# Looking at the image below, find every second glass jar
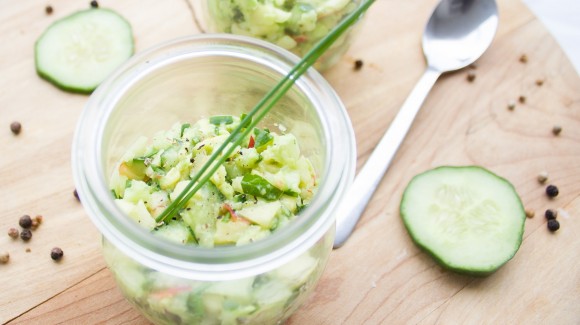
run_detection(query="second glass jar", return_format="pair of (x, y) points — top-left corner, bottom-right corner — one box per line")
(194, 0), (364, 71)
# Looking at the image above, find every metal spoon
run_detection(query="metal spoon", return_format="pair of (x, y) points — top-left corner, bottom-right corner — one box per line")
(333, 0), (499, 248)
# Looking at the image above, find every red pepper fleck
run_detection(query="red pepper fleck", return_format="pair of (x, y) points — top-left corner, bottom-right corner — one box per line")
(222, 203), (249, 224)
(248, 136), (255, 149)
(150, 286), (191, 299)
(293, 35), (308, 43)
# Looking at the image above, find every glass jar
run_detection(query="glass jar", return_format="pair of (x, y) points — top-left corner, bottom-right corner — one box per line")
(72, 34), (356, 325)
(193, 0), (365, 71)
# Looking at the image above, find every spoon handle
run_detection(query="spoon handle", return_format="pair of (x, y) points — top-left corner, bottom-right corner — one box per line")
(333, 66), (441, 248)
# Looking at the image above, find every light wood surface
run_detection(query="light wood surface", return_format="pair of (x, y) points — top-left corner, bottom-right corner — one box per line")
(1, 0), (579, 324)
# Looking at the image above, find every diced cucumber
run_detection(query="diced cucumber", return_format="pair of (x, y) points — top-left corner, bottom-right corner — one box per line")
(153, 219), (195, 245)
(203, 277), (254, 301)
(35, 8), (134, 93)
(118, 159), (147, 180)
(400, 166), (526, 276)
(115, 199), (156, 230)
(237, 201), (282, 229)
(214, 220), (251, 245)
(273, 253), (318, 289)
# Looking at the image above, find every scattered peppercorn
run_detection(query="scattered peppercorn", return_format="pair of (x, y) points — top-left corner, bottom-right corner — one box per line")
(31, 219), (39, 230)
(90, 0), (99, 8)
(8, 228), (19, 239)
(544, 209), (557, 220)
(537, 171), (549, 184)
(19, 215), (33, 229)
(10, 121), (21, 135)
(546, 184), (559, 198)
(518, 95), (526, 104)
(45, 5), (53, 15)
(524, 208), (535, 218)
(547, 219), (560, 232)
(466, 71), (476, 82)
(535, 79), (544, 86)
(552, 125), (562, 136)
(507, 100), (516, 111)
(354, 59), (364, 71)
(74, 189), (80, 201)
(51, 247), (64, 261)
(34, 215), (43, 224)
(0, 252), (9, 264)
(519, 54), (528, 63)
(20, 229), (32, 241)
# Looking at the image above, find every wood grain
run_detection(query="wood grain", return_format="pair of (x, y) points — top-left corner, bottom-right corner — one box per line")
(1, 0), (579, 324)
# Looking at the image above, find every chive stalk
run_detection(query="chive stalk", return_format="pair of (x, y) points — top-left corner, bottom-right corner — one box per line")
(156, 0), (376, 223)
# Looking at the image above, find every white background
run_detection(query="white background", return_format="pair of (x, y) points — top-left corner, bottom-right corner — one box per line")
(523, 0), (580, 74)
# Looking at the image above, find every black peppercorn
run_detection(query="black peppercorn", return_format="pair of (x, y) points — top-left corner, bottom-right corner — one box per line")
(90, 0), (99, 8)
(20, 228), (32, 241)
(19, 215), (33, 229)
(51, 247), (64, 261)
(547, 219), (560, 232)
(45, 5), (53, 15)
(10, 121), (21, 135)
(546, 185), (559, 198)
(466, 71), (476, 82)
(354, 59), (364, 71)
(544, 209), (557, 220)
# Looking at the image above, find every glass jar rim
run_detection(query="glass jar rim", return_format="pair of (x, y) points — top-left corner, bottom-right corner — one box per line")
(72, 34), (356, 280)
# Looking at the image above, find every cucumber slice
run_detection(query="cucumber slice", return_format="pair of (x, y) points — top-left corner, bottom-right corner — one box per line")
(400, 166), (525, 276)
(35, 8), (134, 93)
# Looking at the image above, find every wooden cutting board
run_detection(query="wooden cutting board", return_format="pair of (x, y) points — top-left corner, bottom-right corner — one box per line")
(1, 0), (579, 323)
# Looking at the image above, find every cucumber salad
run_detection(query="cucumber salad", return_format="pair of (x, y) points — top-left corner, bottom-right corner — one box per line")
(106, 115), (325, 324)
(110, 115), (317, 246)
(205, 0), (359, 59)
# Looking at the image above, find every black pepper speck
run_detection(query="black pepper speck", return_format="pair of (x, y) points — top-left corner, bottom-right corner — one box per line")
(19, 215), (33, 229)
(10, 121), (21, 135)
(546, 185), (559, 198)
(51, 247), (64, 261)
(547, 219), (560, 232)
(20, 229), (32, 241)
(544, 209), (557, 220)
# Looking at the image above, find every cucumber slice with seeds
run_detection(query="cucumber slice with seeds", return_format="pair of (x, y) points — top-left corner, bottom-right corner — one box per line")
(35, 8), (134, 94)
(400, 166), (525, 276)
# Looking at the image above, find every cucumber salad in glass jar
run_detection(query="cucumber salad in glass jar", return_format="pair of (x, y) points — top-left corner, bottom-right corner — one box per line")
(195, 0), (364, 70)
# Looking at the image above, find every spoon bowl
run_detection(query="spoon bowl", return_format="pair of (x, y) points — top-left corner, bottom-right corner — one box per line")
(424, 0), (499, 71)
(334, 0), (499, 248)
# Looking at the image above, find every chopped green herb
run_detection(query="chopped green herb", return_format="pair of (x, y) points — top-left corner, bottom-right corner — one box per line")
(180, 123), (191, 137)
(241, 174), (283, 201)
(253, 128), (273, 150)
(209, 115), (234, 125)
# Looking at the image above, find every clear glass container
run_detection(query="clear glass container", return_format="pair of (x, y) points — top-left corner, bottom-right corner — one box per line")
(72, 34), (356, 324)
(193, 0), (365, 71)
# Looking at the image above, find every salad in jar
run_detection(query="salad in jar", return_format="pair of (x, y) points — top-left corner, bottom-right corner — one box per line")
(105, 114), (327, 324)
(200, 0), (362, 69)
